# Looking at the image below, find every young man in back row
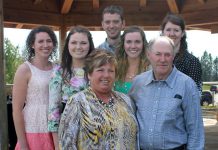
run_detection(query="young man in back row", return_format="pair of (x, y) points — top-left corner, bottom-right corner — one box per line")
(98, 5), (125, 52)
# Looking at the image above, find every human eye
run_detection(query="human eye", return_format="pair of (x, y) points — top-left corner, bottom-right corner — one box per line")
(71, 41), (77, 45)
(135, 40), (142, 44)
(155, 53), (161, 56)
(165, 53), (172, 57)
(46, 39), (52, 43)
(96, 68), (104, 72)
(166, 28), (171, 32)
(113, 20), (120, 24)
(38, 40), (44, 43)
(109, 69), (115, 73)
(125, 40), (132, 44)
(104, 20), (110, 25)
(81, 41), (88, 45)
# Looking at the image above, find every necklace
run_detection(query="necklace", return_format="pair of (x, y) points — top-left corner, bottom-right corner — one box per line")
(98, 96), (114, 108)
(126, 73), (136, 79)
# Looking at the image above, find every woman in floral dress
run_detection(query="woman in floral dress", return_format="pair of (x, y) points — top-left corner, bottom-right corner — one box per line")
(48, 26), (95, 149)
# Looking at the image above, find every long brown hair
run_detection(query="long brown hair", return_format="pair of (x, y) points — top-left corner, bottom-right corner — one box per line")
(116, 26), (149, 82)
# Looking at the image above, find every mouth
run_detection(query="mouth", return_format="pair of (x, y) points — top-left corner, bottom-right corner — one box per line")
(129, 50), (138, 53)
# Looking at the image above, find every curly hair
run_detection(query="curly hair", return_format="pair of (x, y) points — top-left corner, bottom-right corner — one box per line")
(61, 26), (95, 79)
(25, 26), (58, 61)
(115, 26), (149, 82)
(160, 13), (187, 59)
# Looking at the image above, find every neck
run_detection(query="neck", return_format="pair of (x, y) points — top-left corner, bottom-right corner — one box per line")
(128, 57), (140, 67)
(127, 58), (139, 75)
(153, 68), (173, 81)
(125, 57), (140, 81)
(175, 43), (180, 54)
(72, 59), (85, 68)
(32, 57), (51, 70)
(107, 37), (120, 47)
(92, 88), (112, 103)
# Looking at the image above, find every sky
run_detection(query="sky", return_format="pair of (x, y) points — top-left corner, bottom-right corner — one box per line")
(3, 28), (218, 59)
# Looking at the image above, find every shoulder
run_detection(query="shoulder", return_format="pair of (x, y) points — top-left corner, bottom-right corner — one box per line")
(67, 90), (87, 105)
(97, 42), (105, 48)
(114, 91), (134, 111)
(185, 52), (201, 64)
(51, 64), (63, 78)
(133, 71), (151, 85)
(175, 69), (197, 86)
(52, 63), (62, 71)
(15, 62), (31, 79)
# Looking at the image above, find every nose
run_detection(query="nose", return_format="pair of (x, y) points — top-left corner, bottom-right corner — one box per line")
(168, 30), (175, 36)
(108, 22), (114, 28)
(160, 55), (166, 62)
(102, 70), (111, 77)
(76, 43), (81, 49)
(129, 42), (135, 48)
(43, 41), (49, 47)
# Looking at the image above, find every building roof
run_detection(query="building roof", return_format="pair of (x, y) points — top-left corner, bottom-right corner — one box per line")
(3, 0), (218, 32)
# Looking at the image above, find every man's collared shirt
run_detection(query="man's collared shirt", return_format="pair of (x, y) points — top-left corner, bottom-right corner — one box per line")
(97, 39), (116, 53)
(129, 67), (204, 150)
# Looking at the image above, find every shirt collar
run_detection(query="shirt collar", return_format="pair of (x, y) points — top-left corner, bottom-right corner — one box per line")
(105, 38), (115, 51)
(144, 66), (178, 89)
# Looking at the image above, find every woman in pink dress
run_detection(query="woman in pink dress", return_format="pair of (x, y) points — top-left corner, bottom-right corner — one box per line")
(13, 26), (58, 150)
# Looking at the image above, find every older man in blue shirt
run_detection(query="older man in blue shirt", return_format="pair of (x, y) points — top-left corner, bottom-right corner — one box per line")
(129, 36), (204, 150)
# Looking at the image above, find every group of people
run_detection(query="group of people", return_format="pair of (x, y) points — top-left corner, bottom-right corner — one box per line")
(12, 4), (204, 150)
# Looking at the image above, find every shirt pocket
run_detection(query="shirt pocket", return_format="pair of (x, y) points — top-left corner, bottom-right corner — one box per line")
(159, 97), (183, 119)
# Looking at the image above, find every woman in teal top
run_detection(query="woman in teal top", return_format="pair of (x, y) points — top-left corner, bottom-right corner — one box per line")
(114, 26), (149, 94)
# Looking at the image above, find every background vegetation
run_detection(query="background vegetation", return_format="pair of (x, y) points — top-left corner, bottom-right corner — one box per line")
(4, 38), (23, 84)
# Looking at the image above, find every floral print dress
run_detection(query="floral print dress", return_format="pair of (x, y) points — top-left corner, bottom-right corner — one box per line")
(48, 64), (87, 132)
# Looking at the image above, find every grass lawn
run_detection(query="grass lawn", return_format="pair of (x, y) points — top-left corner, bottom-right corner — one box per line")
(203, 84), (211, 91)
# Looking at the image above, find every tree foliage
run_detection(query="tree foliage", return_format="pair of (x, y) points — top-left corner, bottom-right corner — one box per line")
(213, 57), (218, 81)
(200, 50), (218, 81)
(4, 38), (23, 84)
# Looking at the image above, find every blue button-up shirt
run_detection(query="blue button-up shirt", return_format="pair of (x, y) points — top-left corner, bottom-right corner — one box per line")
(129, 67), (204, 150)
(97, 39), (116, 53)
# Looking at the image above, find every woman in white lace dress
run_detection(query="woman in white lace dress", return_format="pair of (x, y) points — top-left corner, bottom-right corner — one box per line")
(13, 26), (58, 150)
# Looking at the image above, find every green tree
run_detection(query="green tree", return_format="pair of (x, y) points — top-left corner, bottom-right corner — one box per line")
(200, 51), (213, 81)
(213, 57), (218, 81)
(4, 38), (23, 84)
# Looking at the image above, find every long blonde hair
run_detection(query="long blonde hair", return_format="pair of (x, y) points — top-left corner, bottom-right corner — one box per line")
(116, 26), (149, 82)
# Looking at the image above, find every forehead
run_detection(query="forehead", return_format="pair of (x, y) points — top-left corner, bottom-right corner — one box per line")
(125, 32), (141, 40)
(35, 32), (50, 39)
(70, 32), (88, 40)
(103, 13), (121, 21)
(165, 21), (181, 30)
(151, 40), (173, 54)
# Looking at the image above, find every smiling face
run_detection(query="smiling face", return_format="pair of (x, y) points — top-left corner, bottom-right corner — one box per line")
(32, 32), (54, 59)
(88, 63), (115, 95)
(162, 21), (184, 49)
(102, 13), (125, 40)
(147, 38), (175, 80)
(68, 32), (90, 60)
(124, 32), (143, 59)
